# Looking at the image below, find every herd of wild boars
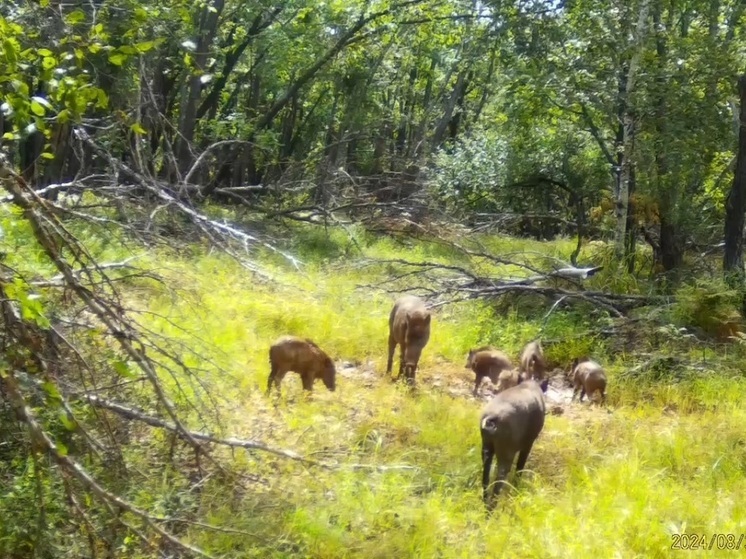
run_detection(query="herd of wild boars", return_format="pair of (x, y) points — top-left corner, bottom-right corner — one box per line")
(265, 294), (609, 509)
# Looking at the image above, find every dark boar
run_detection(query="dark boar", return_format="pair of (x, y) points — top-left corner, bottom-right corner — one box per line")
(266, 335), (336, 394)
(386, 295), (431, 384)
(480, 377), (549, 509)
(519, 339), (546, 380)
(569, 357), (607, 404)
(465, 347), (515, 396)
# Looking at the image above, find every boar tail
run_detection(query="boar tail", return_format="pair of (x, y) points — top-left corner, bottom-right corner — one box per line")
(481, 415), (509, 438)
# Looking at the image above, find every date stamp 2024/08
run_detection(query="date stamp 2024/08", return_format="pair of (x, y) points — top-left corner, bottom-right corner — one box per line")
(672, 534), (746, 550)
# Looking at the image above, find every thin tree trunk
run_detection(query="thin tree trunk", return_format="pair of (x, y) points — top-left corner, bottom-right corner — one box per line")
(615, 0), (650, 259)
(175, 0), (226, 178)
(723, 74), (746, 307)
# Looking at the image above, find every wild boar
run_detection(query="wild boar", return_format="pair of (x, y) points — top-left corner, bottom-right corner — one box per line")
(519, 339), (546, 381)
(569, 357), (607, 404)
(480, 377), (549, 508)
(266, 335), (336, 395)
(386, 295), (431, 384)
(465, 347), (515, 396)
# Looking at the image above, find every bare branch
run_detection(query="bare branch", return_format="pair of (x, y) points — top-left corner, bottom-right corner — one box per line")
(84, 395), (419, 473)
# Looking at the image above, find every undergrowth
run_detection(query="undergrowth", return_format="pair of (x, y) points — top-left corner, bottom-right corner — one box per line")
(3, 214), (746, 558)
(135, 224), (746, 558)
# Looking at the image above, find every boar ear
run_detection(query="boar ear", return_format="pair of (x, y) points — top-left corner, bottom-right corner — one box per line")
(424, 313), (431, 325)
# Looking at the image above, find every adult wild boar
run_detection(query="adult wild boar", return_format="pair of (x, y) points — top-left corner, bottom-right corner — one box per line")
(569, 357), (607, 404)
(386, 295), (431, 384)
(266, 335), (336, 394)
(519, 339), (546, 380)
(480, 377), (549, 508)
(465, 347), (516, 396)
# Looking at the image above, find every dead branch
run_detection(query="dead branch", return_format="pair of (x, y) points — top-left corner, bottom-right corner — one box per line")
(359, 256), (662, 316)
(83, 395), (419, 473)
(75, 128), (302, 275)
(0, 372), (216, 559)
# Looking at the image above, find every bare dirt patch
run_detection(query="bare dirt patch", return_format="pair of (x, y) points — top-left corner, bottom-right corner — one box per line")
(337, 360), (606, 420)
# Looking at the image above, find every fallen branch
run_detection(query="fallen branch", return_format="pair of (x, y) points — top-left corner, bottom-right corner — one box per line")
(84, 395), (419, 473)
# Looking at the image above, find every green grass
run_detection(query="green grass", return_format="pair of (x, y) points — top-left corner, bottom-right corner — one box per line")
(117, 225), (746, 558)
(5, 212), (746, 557)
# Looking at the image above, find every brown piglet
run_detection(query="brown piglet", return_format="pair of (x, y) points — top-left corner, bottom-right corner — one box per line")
(386, 295), (431, 385)
(569, 357), (607, 404)
(465, 347), (517, 396)
(519, 339), (546, 381)
(266, 335), (336, 394)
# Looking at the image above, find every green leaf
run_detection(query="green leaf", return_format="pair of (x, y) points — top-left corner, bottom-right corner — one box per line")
(3, 39), (17, 65)
(113, 360), (138, 379)
(64, 9), (86, 24)
(37, 48), (53, 57)
(30, 100), (45, 116)
(135, 41), (157, 53)
(42, 381), (62, 402)
(88, 43), (102, 54)
(32, 96), (53, 110)
(108, 53), (126, 66)
(56, 442), (68, 457)
(59, 409), (76, 431)
(2, 132), (16, 140)
(130, 122), (147, 134)
(40, 152), (55, 160)
(96, 89), (108, 109)
(42, 56), (56, 70)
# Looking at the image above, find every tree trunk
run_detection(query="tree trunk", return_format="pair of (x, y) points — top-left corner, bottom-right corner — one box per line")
(175, 0), (226, 178)
(615, 0), (650, 259)
(625, 165), (637, 273)
(723, 74), (746, 304)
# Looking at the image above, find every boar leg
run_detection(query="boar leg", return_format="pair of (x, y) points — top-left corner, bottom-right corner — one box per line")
(600, 389), (607, 405)
(571, 384), (581, 402)
(579, 387), (586, 402)
(481, 442), (495, 504)
(516, 440), (535, 474)
(266, 365), (278, 395)
(300, 372), (314, 391)
(386, 335), (397, 375)
(397, 342), (406, 380)
(266, 367), (287, 395)
(492, 451), (517, 499)
(473, 375), (483, 396)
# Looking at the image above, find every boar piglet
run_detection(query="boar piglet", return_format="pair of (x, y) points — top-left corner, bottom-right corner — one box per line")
(386, 295), (431, 385)
(465, 347), (516, 396)
(519, 339), (546, 381)
(569, 357), (607, 404)
(266, 335), (336, 394)
(480, 377), (549, 509)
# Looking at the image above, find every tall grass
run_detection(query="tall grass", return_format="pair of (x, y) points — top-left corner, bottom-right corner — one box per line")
(122, 225), (746, 558)
(6, 208), (746, 557)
